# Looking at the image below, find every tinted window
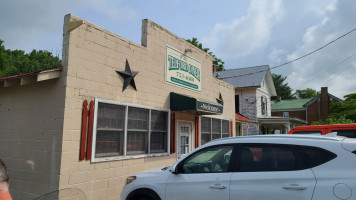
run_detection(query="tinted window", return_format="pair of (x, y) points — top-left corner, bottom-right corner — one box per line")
(293, 146), (336, 168)
(181, 146), (233, 173)
(334, 130), (356, 138)
(293, 131), (322, 135)
(238, 145), (307, 172)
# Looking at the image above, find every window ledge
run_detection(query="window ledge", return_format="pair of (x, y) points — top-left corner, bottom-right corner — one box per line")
(91, 152), (170, 163)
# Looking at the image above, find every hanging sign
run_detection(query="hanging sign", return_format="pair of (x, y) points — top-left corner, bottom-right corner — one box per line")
(165, 46), (202, 93)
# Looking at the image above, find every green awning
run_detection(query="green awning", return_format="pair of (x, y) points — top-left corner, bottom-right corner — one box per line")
(170, 92), (223, 115)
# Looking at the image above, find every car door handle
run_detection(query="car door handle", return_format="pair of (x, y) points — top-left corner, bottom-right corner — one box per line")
(209, 184), (227, 190)
(283, 184), (307, 190)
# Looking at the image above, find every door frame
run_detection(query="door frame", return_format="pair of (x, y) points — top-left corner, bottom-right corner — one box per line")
(176, 120), (194, 159)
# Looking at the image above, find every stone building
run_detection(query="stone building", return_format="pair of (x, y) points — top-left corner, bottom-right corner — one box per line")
(0, 14), (235, 199)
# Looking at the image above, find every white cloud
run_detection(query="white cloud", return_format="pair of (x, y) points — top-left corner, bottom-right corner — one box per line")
(203, 0), (284, 58)
(268, 47), (287, 64)
(285, 0), (356, 98)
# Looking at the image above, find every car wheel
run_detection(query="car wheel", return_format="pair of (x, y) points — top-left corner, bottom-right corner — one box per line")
(136, 196), (153, 200)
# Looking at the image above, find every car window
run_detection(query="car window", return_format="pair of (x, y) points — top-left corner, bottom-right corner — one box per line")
(293, 145), (336, 168)
(181, 145), (233, 173)
(238, 145), (307, 172)
(334, 129), (356, 138)
(293, 131), (322, 135)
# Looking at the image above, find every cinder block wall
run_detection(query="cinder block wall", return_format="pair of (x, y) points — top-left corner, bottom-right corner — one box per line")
(0, 78), (66, 199)
(60, 14), (235, 200)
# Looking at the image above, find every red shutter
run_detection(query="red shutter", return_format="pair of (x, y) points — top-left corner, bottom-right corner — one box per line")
(195, 116), (200, 148)
(230, 121), (234, 137)
(86, 100), (94, 160)
(80, 100), (88, 160)
(170, 113), (176, 154)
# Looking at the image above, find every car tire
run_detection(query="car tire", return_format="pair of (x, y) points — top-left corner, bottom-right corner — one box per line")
(136, 196), (153, 200)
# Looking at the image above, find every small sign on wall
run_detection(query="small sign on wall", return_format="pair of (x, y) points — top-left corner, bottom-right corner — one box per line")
(165, 46), (202, 93)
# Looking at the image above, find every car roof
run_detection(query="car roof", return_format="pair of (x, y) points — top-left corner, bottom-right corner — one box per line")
(206, 134), (345, 146)
(291, 123), (356, 130)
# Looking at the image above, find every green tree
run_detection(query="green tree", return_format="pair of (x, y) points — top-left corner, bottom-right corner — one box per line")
(0, 39), (61, 78)
(312, 115), (354, 125)
(330, 93), (356, 121)
(272, 74), (296, 100)
(312, 93), (356, 124)
(295, 88), (320, 99)
(186, 37), (224, 71)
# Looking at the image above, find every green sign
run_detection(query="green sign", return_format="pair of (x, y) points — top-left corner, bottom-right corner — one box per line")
(165, 46), (202, 92)
(196, 101), (223, 114)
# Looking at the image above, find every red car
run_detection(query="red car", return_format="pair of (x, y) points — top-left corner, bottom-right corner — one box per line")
(288, 124), (356, 138)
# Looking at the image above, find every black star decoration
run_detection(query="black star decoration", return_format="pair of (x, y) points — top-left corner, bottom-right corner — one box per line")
(116, 59), (139, 91)
(217, 93), (224, 105)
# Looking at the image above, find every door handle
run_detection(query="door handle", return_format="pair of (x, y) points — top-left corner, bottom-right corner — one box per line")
(209, 184), (227, 190)
(283, 184), (307, 190)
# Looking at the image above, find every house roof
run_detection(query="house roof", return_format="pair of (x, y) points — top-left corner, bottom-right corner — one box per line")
(236, 113), (250, 122)
(303, 93), (343, 107)
(271, 99), (312, 111)
(0, 67), (62, 88)
(214, 65), (269, 88)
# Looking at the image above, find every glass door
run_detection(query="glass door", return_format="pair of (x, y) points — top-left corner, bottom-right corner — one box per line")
(178, 121), (193, 159)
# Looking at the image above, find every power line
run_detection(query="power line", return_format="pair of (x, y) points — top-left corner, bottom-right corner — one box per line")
(294, 52), (356, 90)
(321, 64), (355, 85)
(219, 26), (356, 79)
(272, 27), (356, 69)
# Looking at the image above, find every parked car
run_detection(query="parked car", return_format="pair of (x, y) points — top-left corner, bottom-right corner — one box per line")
(121, 134), (356, 200)
(288, 124), (356, 138)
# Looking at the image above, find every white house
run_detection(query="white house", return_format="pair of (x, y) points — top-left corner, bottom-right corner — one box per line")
(215, 65), (306, 135)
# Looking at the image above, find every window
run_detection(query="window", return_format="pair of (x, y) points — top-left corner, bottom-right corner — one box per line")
(261, 96), (267, 116)
(127, 107), (149, 155)
(293, 146), (336, 168)
(95, 103), (125, 157)
(283, 112), (289, 117)
(201, 117), (230, 145)
(293, 131), (322, 135)
(94, 99), (169, 161)
(180, 145), (234, 173)
(235, 95), (240, 113)
(334, 130), (356, 138)
(151, 110), (168, 153)
(238, 145), (307, 172)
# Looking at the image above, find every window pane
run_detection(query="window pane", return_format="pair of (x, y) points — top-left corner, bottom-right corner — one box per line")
(335, 130), (356, 138)
(293, 146), (336, 168)
(97, 103), (125, 129)
(201, 117), (211, 133)
(128, 107), (148, 130)
(201, 133), (211, 145)
(293, 131), (322, 135)
(127, 131), (148, 155)
(182, 146), (233, 173)
(95, 130), (123, 157)
(239, 145), (305, 172)
(150, 131), (167, 153)
(212, 133), (221, 140)
(151, 111), (167, 131)
(222, 120), (229, 134)
(212, 118), (221, 133)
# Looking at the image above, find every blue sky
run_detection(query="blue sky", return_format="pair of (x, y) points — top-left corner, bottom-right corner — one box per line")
(1, 0), (355, 98)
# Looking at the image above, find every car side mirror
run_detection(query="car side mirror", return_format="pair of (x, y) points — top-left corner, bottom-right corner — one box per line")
(170, 163), (181, 174)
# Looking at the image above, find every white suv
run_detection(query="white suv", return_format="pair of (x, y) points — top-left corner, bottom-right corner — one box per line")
(121, 135), (356, 200)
